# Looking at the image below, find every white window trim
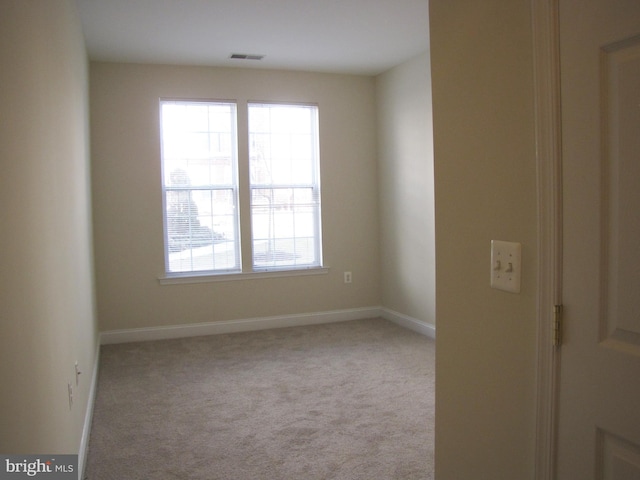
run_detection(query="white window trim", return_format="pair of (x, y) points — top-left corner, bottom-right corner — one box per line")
(159, 99), (325, 282)
(158, 266), (329, 285)
(160, 98), (242, 275)
(248, 102), (323, 271)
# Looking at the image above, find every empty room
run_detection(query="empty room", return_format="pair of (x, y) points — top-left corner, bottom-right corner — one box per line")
(6, 0), (622, 479)
(3, 0), (439, 478)
(84, 1), (436, 477)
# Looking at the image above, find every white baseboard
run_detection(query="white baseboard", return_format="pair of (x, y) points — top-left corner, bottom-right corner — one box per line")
(99, 306), (436, 345)
(100, 306), (383, 345)
(381, 308), (436, 339)
(78, 340), (100, 480)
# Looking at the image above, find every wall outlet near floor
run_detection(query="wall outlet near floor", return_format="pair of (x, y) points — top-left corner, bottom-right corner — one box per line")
(344, 271), (352, 284)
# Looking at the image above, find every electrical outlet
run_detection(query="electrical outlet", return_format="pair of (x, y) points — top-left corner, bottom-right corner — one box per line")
(344, 271), (352, 284)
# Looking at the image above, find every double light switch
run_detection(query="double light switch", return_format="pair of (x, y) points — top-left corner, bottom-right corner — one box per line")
(490, 240), (522, 293)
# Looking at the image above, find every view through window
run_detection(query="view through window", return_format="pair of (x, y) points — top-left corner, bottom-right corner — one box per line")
(160, 101), (240, 274)
(160, 100), (322, 276)
(249, 103), (322, 270)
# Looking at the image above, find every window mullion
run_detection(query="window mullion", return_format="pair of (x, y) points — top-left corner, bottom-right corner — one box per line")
(236, 101), (253, 272)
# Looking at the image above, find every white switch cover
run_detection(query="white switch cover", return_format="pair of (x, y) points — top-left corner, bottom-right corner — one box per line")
(490, 240), (522, 293)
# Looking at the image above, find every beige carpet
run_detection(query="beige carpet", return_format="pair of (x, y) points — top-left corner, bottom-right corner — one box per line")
(85, 318), (435, 479)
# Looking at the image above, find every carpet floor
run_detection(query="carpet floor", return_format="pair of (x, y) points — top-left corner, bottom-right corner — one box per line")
(84, 318), (435, 479)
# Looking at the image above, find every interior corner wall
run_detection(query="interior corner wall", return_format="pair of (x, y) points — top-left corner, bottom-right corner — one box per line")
(0, 0), (98, 454)
(89, 63), (380, 332)
(429, 1), (538, 478)
(375, 51), (436, 326)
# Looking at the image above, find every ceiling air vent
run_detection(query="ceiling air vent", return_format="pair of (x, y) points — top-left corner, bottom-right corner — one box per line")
(230, 53), (265, 61)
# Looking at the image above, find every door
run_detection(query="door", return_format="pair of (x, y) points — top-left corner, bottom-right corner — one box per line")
(557, 1), (640, 478)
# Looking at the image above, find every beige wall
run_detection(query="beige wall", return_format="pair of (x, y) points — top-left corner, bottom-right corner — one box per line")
(0, 1), (543, 475)
(430, 1), (538, 478)
(376, 52), (435, 325)
(90, 63), (381, 331)
(0, 0), (98, 454)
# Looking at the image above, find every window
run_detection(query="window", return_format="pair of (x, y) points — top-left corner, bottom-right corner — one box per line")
(160, 100), (322, 277)
(160, 100), (240, 274)
(249, 103), (322, 270)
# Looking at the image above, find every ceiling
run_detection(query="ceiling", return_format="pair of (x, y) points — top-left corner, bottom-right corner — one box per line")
(75, 0), (430, 76)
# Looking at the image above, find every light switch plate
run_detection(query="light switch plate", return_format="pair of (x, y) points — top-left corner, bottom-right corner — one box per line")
(490, 240), (522, 293)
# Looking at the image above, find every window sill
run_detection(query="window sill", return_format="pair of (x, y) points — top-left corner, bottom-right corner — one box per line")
(158, 267), (330, 285)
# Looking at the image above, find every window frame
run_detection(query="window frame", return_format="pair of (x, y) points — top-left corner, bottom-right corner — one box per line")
(159, 99), (241, 277)
(158, 99), (327, 284)
(248, 101), (324, 272)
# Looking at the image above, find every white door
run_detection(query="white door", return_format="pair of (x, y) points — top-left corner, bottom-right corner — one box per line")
(557, 1), (640, 478)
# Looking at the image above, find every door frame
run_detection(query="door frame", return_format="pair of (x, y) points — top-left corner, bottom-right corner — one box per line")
(532, 0), (563, 478)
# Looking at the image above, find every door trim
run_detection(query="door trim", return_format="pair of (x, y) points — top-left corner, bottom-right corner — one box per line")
(532, 0), (563, 478)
